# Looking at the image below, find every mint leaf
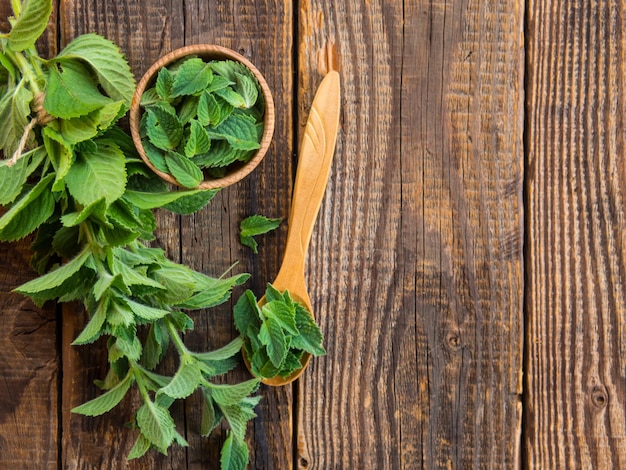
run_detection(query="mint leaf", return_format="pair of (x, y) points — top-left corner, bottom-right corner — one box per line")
(0, 146), (45, 205)
(16, 248), (92, 294)
(184, 119), (211, 157)
(0, 84), (33, 157)
(146, 104), (184, 151)
(218, 395), (261, 442)
(239, 215), (281, 253)
(72, 296), (109, 345)
(207, 113), (260, 151)
(125, 298), (170, 321)
(8, 0), (53, 51)
(136, 401), (176, 453)
(72, 371), (134, 416)
(65, 140), (127, 206)
(165, 151), (203, 189)
(127, 433), (152, 460)
(233, 290), (262, 335)
(291, 303), (326, 356)
(220, 432), (249, 470)
(171, 57), (213, 98)
(207, 378), (259, 406)
(192, 337), (244, 363)
(41, 126), (72, 191)
(123, 188), (217, 215)
(44, 60), (112, 119)
(197, 90), (221, 126)
(259, 318), (287, 368)
(234, 71), (259, 108)
(210, 60), (252, 83)
(0, 172), (55, 242)
(156, 67), (174, 100)
(56, 33), (136, 105)
(157, 358), (203, 399)
(177, 273), (250, 310)
(262, 300), (298, 336)
(215, 87), (246, 108)
(60, 198), (108, 227)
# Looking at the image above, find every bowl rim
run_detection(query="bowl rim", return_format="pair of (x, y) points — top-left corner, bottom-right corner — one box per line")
(129, 44), (275, 190)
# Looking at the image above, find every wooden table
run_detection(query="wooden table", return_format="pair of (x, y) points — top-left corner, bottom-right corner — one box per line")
(1, 0), (625, 468)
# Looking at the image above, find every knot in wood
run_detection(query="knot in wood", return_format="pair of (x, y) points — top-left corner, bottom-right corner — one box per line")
(590, 385), (608, 409)
(32, 93), (54, 126)
(445, 330), (463, 352)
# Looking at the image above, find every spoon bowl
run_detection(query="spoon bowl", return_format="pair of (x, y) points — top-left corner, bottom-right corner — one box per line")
(244, 70), (341, 386)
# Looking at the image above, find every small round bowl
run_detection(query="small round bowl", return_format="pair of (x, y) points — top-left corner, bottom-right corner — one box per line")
(129, 44), (275, 190)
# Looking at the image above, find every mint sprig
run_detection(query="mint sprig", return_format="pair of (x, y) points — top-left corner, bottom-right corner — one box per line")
(235, 284), (326, 380)
(1, 1), (264, 467)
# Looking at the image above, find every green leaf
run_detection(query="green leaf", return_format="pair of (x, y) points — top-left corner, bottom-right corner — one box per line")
(71, 371), (133, 416)
(234, 71), (259, 108)
(262, 300), (298, 336)
(192, 139), (252, 169)
(0, 173), (55, 242)
(125, 298), (170, 321)
(56, 100), (127, 145)
(157, 357), (203, 399)
(113, 261), (163, 292)
(171, 57), (213, 98)
(0, 146), (45, 205)
(8, 0), (53, 51)
(201, 390), (223, 437)
(60, 198), (108, 227)
(259, 318), (287, 368)
(155, 67), (174, 100)
(146, 104), (184, 151)
(291, 303), (326, 356)
(177, 94), (200, 124)
(44, 60), (112, 119)
(177, 273), (250, 310)
(218, 395), (261, 442)
(208, 378), (259, 406)
(56, 33), (136, 105)
(163, 189), (217, 214)
(115, 327), (142, 361)
(233, 290), (262, 335)
(184, 119), (211, 157)
(279, 350), (305, 378)
(16, 247), (91, 294)
(165, 151), (203, 189)
(210, 60), (252, 83)
(41, 126), (72, 191)
(65, 140), (127, 206)
(207, 113), (261, 151)
(215, 87), (246, 108)
(239, 215), (281, 253)
(0, 84), (33, 157)
(72, 296), (109, 345)
(127, 433), (152, 460)
(197, 90), (221, 126)
(220, 432), (249, 470)
(136, 401), (176, 453)
(192, 337), (244, 363)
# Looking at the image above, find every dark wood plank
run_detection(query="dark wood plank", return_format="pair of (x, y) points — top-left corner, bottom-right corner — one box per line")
(525, 1), (626, 467)
(178, 1), (295, 468)
(296, 0), (524, 468)
(0, 1), (59, 467)
(58, 1), (188, 468)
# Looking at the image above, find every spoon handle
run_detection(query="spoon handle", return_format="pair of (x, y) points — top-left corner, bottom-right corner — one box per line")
(280, 71), (341, 275)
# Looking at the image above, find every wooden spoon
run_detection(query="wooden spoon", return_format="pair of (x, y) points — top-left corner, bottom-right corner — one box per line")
(248, 70), (341, 386)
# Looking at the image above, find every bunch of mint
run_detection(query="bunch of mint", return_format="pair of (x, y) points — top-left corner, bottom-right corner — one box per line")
(139, 56), (265, 187)
(0, 0), (263, 467)
(235, 284), (326, 379)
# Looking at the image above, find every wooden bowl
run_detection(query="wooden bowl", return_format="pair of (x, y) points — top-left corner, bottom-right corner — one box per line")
(129, 44), (275, 190)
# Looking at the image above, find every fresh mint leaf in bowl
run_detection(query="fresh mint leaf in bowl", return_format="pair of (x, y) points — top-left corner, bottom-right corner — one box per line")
(130, 45), (275, 190)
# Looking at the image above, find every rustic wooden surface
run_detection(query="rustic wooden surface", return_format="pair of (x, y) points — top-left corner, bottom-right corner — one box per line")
(0, 0), (624, 469)
(525, 0), (626, 468)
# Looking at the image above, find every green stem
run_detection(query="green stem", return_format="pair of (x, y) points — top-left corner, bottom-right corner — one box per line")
(131, 362), (152, 403)
(6, 48), (41, 94)
(164, 317), (190, 357)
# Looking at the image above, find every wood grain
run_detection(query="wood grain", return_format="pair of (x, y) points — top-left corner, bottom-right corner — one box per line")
(58, 1), (188, 468)
(525, 1), (626, 468)
(0, 2), (58, 468)
(296, 0), (524, 468)
(178, 1), (295, 468)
